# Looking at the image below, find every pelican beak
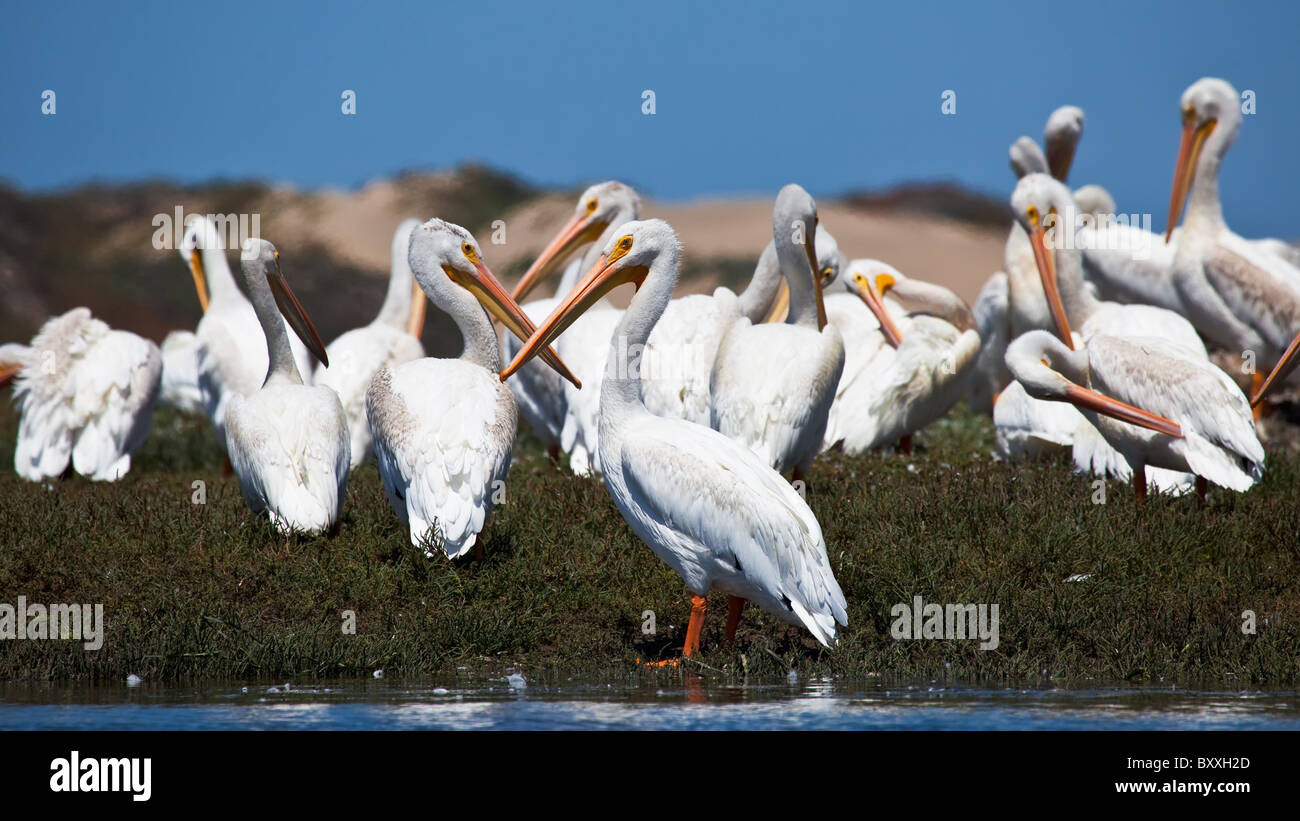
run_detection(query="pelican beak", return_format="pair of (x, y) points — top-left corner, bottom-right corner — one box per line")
(511, 211), (609, 302)
(1250, 328), (1300, 407)
(1030, 218), (1076, 350)
(501, 251), (648, 384)
(1064, 383), (1183, 439)
(1165, 111), (1217, 243)
(267, 254), (329, 368)
(803, 232), (828, 330)
(856, 274), (904, 348)
(188, 248), (211, 313)
(447, 258), (580, 388)
(763, 280), (790, 323)
(1046, 136), (1076, 183)
(406, 278), (426, 338)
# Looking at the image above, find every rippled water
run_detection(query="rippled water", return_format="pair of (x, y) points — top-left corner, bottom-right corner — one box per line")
(3, 676), (1298, 730)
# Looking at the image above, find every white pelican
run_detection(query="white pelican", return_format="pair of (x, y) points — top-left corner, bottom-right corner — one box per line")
(4, 309), (161, 481)
(368, 219), (578, 558)
(224, 240), (349, 534)
(1165, 77), (1300, 410)
(710, 184), (845, 481)
(314, 219), (427, 468)
(159, 330), (204, 413)
(996, 173), (1203, 493)
(182, 217), (317, 452)
(506, 182), (642, 474)
(1007, 330), (1263, 501)
(823, 261), (978, 455)
(502, 219), (847, 656)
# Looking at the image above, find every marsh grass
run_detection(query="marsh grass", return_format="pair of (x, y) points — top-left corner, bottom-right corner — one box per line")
(1, 401), (1297, 687)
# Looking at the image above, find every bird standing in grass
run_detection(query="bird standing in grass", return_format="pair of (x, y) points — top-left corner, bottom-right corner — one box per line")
(503, 219), (847, 659)
(367, 219), (578, 558)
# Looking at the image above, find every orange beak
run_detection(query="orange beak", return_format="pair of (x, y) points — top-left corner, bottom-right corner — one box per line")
(188, 248), (211, 313)
(802, 232), (828, 331)
(406, 278), (427, 338)
(501, 252), (648, 384)
(1030, 222), (1076, 350)
(446, 258), (580, 388)
(1165, 112), (1216, 243)
(511, 211), (609, 303)
(1250, 327), (1300, 407)
(1065, 383), (1183, 439)
(854, 277), (904, 348)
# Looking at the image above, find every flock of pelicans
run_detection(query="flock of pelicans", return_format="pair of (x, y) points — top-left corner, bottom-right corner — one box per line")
(3, 77), (1299, 660)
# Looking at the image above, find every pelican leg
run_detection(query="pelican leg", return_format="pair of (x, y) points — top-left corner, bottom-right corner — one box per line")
(1250, 372), (1270, 422)
(1132, 466), (1148, 504)
(1196, 475), (1208, 507)
(790, 467), (805, 487)
(222, 455), (234, 477)
(898, 434), (913, 456)
(547, 443), (560, 462)
(725, 596), (745, 645)
(683, 594), (707, 657)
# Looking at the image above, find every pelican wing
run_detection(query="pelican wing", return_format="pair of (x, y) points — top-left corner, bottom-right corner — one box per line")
(617, 416), (847, 647)
(641, 293), (732, 425)
(1203, 236), (1300, 351)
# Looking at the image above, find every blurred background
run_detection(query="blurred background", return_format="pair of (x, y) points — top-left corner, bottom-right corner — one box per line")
(1, 0), (1296, 351)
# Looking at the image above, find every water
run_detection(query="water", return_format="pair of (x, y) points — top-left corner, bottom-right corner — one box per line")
(3, 677), (1298, 730)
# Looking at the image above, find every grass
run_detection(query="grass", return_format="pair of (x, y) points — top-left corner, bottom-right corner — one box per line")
(1, 399), (1298, 688)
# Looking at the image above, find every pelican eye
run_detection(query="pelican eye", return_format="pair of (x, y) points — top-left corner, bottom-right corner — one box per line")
(586, 199), (599, 213)
(1026, 205), (1040, 226)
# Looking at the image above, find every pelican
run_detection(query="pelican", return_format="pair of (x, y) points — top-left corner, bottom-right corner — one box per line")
(183, 217), (318, 451)
(761, 223), (845, 325)
(4, 309), (160, 481)
(159, 330), (204, 413)
(367, 219), (577, 558)
(996, 173), (1204, 492)
(224, 240), (348, 534)
(502, 219), (847, 657)
(1165, 77), (1300, 410)
(506, 182), (642, 474)
(638, 227), (813, 426)
(1007, 331), (1263, 501)
(710, 184), (845, 481)
(314, 219), (427, 468)
(823, 261), (978, 455)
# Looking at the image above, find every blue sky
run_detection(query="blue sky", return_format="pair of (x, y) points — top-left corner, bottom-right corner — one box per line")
(2, 0), (1297, 236)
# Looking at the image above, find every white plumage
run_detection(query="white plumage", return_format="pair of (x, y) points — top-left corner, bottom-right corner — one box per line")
(8, 308), (161, 481)
(159, 330), (204, 413)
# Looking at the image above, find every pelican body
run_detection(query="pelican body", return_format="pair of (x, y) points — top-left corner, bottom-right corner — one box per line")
(368, 219), (576, 558)
(503, 219), (847, 656)
(711, 184), (845, 479)
(6, 309), (161, 481)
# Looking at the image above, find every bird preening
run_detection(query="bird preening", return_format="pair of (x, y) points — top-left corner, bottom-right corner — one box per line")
(4, 74), (1298, 661)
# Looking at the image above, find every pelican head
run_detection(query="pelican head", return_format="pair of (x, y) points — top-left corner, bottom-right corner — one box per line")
(1165, 77), (1241, 242)
(239, 238), (330, 367)
(511, 181), (642, 302)
(1072, 184), (1116, 218)
(1006, 330), (1183, 438)
(772, 183), (828, 329)
(1011, 173), (1079, 349)
(408, 219), (579, 387)
(179, 216), (226, 313)
(766, 224), (845, 323)
(1009, 136), (1048, 179)
(1044, 105), (1084, 182)
(840, 259), (906, 347)
(501, 219), (678, 383)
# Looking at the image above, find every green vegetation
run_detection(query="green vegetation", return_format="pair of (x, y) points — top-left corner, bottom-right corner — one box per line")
(1, 400), (1297, 687)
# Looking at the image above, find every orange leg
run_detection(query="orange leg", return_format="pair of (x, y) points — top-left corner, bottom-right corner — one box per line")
(547, 443), (561, 462)
(683, 594), (707, 658)
(1196, 475), (1208, 507)
(1132, 466), (1148, 504)
(222, 455), (234, 477)
(791, 467), (805, 487)
(898, 434), (913, 456)
(725, 596), (745, 645)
